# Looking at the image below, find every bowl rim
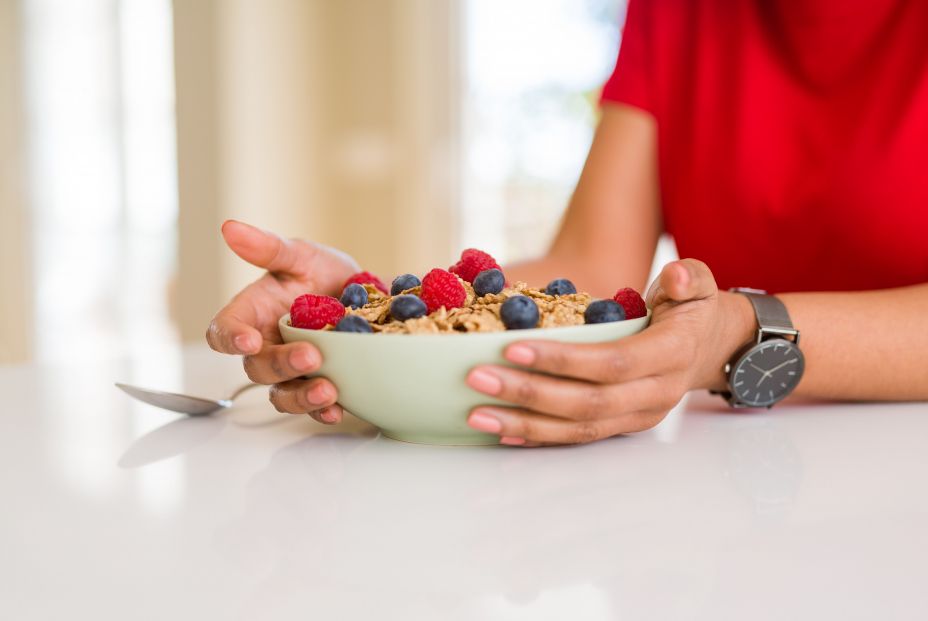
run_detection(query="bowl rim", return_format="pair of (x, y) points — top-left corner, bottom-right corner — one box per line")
(278, 309), (651, 340)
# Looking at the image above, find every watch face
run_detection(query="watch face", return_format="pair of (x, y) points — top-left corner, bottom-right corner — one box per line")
(730, 340), (805, 407)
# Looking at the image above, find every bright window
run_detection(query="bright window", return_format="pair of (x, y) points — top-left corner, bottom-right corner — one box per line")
(23, 0), (178, 363)
(461, 0), (626, 262)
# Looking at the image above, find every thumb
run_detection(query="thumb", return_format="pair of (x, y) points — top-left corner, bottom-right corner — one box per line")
(221, 220), (316, 278)
(646, 259), (717, 307)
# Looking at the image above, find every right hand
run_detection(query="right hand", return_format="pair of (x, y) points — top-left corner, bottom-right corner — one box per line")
(206, 220), (359, 423)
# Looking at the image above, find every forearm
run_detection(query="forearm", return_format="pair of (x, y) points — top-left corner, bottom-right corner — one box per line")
(779, 285), (928, 400)
(707, 284), (928, 401)
(503, 105), (662, 297)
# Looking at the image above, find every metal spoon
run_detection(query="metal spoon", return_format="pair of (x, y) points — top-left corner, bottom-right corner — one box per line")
(115, 382), (261, 416)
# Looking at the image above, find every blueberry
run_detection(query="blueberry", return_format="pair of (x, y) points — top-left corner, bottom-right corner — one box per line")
(473, 268), (505, 296)
(584, 299), (626, 324)
(340, 283), (368, 309)
(545, 278), (576, 296)
(391, 273), (421, 296)
(335, 315), (373, 333)
(390, 294), (427, 321)
(500, 295), (539, 330)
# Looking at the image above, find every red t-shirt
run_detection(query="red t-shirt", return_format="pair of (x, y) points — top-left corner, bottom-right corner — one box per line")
(601, 0), (928, 293)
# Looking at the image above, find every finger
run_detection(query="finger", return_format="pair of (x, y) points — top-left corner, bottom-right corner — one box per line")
(221, 221), (358, 291)
(206, 300), (263, 355)
(467, 365), (665, 420)
(242, 342), (321, 385)
(646, 259), (717, 307)
(269, 377), (339, 416)
(310, 404), (345, 425)
(221, 220), (315, 278)
(502, 322), (684, 384)
(467, 406), (664, 445)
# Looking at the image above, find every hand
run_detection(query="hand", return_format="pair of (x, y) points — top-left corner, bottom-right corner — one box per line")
(205, 221), (359, 423)
(464, 259), (754, 446)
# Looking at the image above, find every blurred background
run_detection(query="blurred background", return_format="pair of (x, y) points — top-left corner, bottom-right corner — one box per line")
(0, 0), (653, 366)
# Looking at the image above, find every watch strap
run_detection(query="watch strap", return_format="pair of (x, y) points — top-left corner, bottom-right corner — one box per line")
(733, 290), (795, 333)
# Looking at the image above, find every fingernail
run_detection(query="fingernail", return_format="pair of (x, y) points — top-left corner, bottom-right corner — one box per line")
(234, 333), (257, 353)
(499, 436), (526, 446)
(468, 411), (502, 434)
(307, 382), (332, 405)
(505, 345), (536, 366)
(290, 347), (317, 371)
(319, 407), (338, 424)
(467, 369), (503, 395)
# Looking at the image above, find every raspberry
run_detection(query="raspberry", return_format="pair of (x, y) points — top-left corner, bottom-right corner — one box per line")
(342, 271), (388, 295)
(420, 268), (466, 313)
(449, 248), (502, 284)
(613, 287), (647, 319)
(290, 294), (345, 330)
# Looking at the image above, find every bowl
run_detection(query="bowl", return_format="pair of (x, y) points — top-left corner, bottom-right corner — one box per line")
(279, 313), (650, 445)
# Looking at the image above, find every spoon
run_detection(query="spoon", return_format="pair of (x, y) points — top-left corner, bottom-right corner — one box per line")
(115, 382), (261, 416)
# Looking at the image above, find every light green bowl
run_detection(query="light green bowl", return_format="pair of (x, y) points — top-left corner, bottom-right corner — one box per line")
(279, 312), (650, 445)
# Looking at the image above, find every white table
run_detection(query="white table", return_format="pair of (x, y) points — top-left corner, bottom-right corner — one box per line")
(2, 345), (927, 620)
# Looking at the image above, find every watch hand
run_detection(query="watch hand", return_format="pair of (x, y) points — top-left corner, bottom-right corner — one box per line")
(766, 358), (798, 375)
(749, 363), (773, 387)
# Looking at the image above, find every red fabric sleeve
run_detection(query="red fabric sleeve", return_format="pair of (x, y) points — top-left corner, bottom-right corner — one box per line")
(600, 0), (653, 114)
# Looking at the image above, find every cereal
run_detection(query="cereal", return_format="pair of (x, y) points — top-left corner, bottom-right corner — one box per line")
(288, 250), (645, 334)
(335, 281), (592, 334)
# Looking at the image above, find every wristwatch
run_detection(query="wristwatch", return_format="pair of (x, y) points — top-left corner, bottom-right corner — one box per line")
(715, 288), (805, 408)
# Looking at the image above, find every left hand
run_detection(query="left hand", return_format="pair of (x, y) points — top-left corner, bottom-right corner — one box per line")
(465, 259), (754, 446)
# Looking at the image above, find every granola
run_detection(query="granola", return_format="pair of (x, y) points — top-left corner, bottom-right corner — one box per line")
(285, 249), (647, 334)
(337, 281), (592, 334)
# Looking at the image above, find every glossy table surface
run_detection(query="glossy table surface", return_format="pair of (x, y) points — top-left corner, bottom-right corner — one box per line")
(2, 345), (927, 620)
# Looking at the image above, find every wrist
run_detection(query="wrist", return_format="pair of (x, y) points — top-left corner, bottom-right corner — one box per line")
(696, 291), (756, 391)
